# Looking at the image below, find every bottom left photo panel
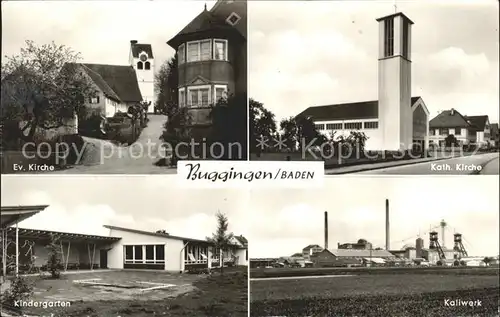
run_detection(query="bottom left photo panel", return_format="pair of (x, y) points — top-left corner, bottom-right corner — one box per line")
(0, 175), (249, 317)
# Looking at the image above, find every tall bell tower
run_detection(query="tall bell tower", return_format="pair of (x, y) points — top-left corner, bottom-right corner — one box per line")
(376, 13), (414, 151)
(129, 40), (155, 113)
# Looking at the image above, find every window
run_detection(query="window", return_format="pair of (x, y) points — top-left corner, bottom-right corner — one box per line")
(145, 245), (154, 261)
(402, 19), (409, 59)
(137, 62), (143, 70)
(226, 12), (241, 26)
(384, 18), (394, 57)
(364, 121), (379, 129)
(187, 40), (212, 62)
(145, 62), (151, 70)
(134, 246), (143, 260)
(345, 122), (362, 130)
(187, 42), (199, 62)
(179, 88), (186, 107)
(188, 86), (211, 107)
(326, 123), (342, 130)
(454, 128), (461, 135)
(201, 40), (211, 60)
(178, 44), (185, 64)
(214, 40), (227, 61)
(314, 124), (325, 130)
(89, 96), (100, 104)
(124, 245), (165, 264)
(440, 128), (449, 136)
(214, 85), (228, 103)
(155, 245), (165, 261)
(125, 246), (133, 260)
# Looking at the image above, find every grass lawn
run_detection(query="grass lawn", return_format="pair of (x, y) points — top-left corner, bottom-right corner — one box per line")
(9, 268), (248, 317)
(250, 272), (499, 317)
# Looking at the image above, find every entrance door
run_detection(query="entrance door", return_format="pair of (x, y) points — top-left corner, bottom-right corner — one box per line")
(100, 250), (108, 269)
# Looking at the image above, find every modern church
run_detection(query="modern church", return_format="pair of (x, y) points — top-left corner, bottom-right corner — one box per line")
(298, 12), (430, 151)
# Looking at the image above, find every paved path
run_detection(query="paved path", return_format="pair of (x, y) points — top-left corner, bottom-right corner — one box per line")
(54, 115), (176, 174)
(326, 152), (499, 175)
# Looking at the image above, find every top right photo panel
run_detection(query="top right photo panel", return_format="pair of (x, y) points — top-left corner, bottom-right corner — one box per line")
(249, 1), (499, 175)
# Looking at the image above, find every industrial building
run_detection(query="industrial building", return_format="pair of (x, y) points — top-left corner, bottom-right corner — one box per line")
(297, 12), (430, 152)
(1, 206), (248, 276)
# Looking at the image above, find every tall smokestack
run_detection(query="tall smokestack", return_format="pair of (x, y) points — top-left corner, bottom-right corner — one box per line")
(324, 211), (328, 250)
(385, 199), (390, 251)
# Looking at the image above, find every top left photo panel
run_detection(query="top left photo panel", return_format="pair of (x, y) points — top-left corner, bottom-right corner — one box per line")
(1, 0), (248, 174)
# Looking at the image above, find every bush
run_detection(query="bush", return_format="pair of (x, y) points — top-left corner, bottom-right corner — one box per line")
(1, 276), (34, 313)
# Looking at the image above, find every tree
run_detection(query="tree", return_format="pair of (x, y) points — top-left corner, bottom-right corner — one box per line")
(155, 56), (178, 115)
(45, 235), (62, 279)
(249, 99), (277, 154)
(206, 211), (234, 275)
(210, 93), (248, 160)
(159, 104), (192, 166)
(445, 134), (459, 147)
(1, 40), (95, 143)
(280, 116), (299, 151)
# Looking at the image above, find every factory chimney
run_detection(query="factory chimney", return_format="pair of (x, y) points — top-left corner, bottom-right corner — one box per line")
(385, 199), (390, 251)
(324, 211), (328, 250)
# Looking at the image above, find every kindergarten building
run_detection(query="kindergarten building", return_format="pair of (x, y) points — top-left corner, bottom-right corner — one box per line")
(1, 205), (248, 277)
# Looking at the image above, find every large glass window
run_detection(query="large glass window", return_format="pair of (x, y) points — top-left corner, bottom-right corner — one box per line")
(188, 86), (211, 107)
(181, 39), (228, 63)
(124, 245), (165, 264)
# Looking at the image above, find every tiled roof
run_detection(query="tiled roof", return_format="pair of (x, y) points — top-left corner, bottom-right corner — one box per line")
(234, 235), (248, 246)
(131, 43), (154, 59)
(464, 115), (489, 131)
(80, 63), (143, 103)
(167, 0), (246, 48)
(429, 109), (471, 129)
(80, 64), (121, 102)
(298, 97), (421, 121)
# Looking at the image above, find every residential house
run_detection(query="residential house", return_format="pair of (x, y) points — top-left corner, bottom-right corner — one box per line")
(74, 63), (143, 119)
(167, 0), (247, 130)
(429, 108), (492, 147)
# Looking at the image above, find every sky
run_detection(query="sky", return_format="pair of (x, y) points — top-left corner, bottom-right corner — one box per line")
(249, 1), (499, 125)
(0, 176), (249, 240)
(248, 176), (499, 258)
(2, 1), (216, 74)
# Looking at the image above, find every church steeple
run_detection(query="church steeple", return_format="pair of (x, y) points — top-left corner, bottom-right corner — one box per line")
(376, 12), (414, 151)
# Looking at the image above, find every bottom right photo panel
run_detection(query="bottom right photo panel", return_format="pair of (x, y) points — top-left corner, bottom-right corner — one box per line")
(249, 176), (499, 317)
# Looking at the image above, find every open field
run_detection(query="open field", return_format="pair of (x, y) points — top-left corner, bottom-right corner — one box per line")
(250, 266), (500, 278)
(250, 270), (499, 317)
(5, 268), (248, 317)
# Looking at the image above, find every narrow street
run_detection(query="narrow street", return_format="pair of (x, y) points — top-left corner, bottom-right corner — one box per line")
(54, 114), (175, 174)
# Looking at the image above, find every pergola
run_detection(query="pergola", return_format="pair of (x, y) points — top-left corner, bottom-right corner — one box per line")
(1, 205), (48, 280)
(4, 227), (121, 272)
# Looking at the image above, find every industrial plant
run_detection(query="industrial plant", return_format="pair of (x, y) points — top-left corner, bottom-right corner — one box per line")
(250, 199), (499, 269)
